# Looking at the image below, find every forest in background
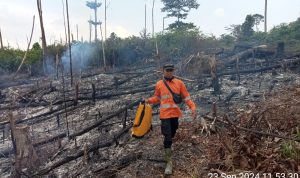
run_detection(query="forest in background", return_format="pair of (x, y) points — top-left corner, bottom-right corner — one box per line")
(0, 1), (300, 75)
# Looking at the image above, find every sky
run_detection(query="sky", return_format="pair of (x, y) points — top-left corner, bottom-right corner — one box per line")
(0, 0), (300, 49)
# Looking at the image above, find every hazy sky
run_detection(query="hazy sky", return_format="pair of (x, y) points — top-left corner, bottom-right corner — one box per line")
(1, 0), (300, 49)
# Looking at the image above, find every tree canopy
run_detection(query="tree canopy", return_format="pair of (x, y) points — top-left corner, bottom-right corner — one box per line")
(1, 13), (300, 75)
(161, 0), (199, 31)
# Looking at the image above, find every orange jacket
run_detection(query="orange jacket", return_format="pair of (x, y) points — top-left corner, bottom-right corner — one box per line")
(148, 78), (196, 119)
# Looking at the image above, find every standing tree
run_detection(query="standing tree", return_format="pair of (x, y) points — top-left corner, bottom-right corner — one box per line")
(104, 0), (107, 40)
(252, 14), (264, 32)
(86, 0), (102, 41)
(66, 0), (73, 85)
(106, 32), (120, 66)
(62, 0), (68, 44)
(264, 0), (267, 32)
(161, 0), (199, 30)
(99, 22), (106, 70)
(14, 16), (35, 79)
(241, 15), (255, 40)
(76, 24), (79, 41)
(144, 3), (147, 39)
(89, 16), (92, 43)
(152, 0), (155, 38)
(0, 28), (3, 49)
(37, 0), (47, 74)
(225, 24), (242, 40)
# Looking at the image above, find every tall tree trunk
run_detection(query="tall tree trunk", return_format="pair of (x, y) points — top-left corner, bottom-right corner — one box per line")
(76, 24), (79, 41)
(264, 0), (267, 33)
(100, 23), (106, 70)
(0, 28), (3, 49)
(144, 3), (147, 38)
(37, 0), (47, 74)
(152, 0), (155, 38)
(94, 0), (98, 41)
(104, 0), (107, 40)
(16, 40), (20, 49)
(155, 39), (160, 69)
(13, 16), (35, 79)
(66, 0), (73, 86)
(236, 57), (240, 85)
(62, 0), (68, 44)
(89, 16), (92, 43)
(56, 52), (59, 79)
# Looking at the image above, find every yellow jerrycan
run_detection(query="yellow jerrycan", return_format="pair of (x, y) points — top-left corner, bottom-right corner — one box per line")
(131, 102), (152, 138)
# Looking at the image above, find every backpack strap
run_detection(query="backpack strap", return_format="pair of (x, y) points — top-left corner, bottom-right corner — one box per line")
(163, 79), (176, 96)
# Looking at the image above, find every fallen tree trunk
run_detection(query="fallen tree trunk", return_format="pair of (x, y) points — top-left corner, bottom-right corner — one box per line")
(33, 132), (67, 147)
(223, 45), (277, 65)
(0, 99), (141, 158)
(153, 70), (195, 82)
(0, 78), (34, 89)
(69, 99), (141, 139)
(0, 101), (89, 128)
(59, 74), (143, 96)
(53, 85), (154, 105)
(35, 123), (133, 176)
(223, 48), (253, 65)
(93, 151), (143, 176)
(0, 102), (49, 110)
(200, 58), (300, 78)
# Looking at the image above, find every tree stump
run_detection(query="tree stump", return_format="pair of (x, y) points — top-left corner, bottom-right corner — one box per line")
(209, 55), (221, 95)
(13, 124), (39, 176)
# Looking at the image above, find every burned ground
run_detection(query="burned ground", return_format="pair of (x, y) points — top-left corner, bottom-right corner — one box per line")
(0, 47), (300, 177)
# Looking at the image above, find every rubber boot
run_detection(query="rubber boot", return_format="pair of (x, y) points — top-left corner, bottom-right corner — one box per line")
(164, 148), (173, 175)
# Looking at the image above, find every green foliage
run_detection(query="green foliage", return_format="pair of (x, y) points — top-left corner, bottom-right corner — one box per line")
(226, 14), (256, 41)
(86, 1), (101, 9)
(0, 15), (299, 74)
(168, 21), (196, 31)
(219, 34), (235, 48)
(267, 23), (290, 42)
(290, 18), (300, 40)
(296, 127), (300, 139)
(281, 141), (300, 160)
(156, 28), (202, 60)
(252, 14), (264, 31)
(251, 31), (267, 43)
(225, 14), (300, 53)
(161, 0), (199, 31)
(280, 127), (300, 160)
(27, 42), (42, 64)
(225, 24), (242, 39)
(0, 48), (23, 72)
(266, 18), (300, 52)
(105, 32), (121, 66)
(241, 15), (255, 40)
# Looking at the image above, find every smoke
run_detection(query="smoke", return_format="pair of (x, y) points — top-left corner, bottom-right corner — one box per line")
(61, 42), (95, 73)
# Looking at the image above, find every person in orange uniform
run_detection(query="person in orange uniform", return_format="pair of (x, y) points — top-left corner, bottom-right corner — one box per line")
(145, 64), (197, 175)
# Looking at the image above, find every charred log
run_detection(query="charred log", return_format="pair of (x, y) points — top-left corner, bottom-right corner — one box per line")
(200, 58), (300, 78)
(36, 124), (133, 176)
(53, 85), (154, 105)
(93, 151), (143, 176)
(0, 102), (90, 128)
(69, 99), (141, 139)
